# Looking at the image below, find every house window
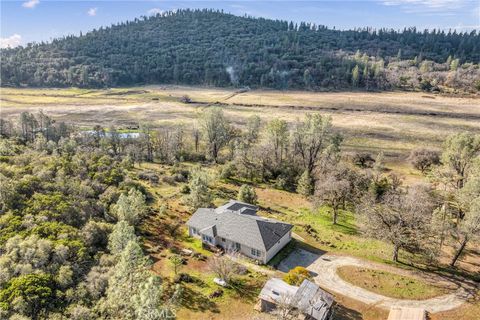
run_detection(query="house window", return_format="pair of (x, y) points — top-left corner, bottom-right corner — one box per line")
(191, 228), (198, 235)
(221, 238), (226, 242)
(234, 242), (241, 251)
(202, 235), (213, 243)
(251, 248), (261, 257)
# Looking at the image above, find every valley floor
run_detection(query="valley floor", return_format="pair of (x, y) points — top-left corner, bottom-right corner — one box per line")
(2, 86), (480, 172)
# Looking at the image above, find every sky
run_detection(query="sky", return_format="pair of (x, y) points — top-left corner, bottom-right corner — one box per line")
(1, 0), (479, 48)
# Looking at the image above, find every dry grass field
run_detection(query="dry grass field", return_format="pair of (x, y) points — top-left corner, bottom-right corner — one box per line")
(2, 86), (479, 167)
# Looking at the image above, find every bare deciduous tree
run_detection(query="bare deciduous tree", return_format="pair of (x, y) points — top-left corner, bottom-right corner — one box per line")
(208, 253), (238, 283)
(358, 184), (438, 262)
(266, 118), (289, 167)
(408, 148), (440, 173)
(315, 163), (359, 225)
(200, 107), (232, 162)
(273, 293), (299, 320)
(292, 113), (339, 174)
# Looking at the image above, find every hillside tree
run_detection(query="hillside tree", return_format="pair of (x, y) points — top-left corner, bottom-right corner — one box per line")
(201, 107), (232, 162)
(359, 184), (437, 262)
(111, 188), (147, 225)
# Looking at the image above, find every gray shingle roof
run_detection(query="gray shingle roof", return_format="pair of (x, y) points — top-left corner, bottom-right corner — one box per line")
(294, 279), (334, 320)
(258, 278), (334, 320)
(186, 200), (293, 251)
(200, 225), (217, 237)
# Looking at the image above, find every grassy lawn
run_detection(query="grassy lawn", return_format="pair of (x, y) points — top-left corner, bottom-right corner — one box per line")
(255, 186), (413, 265)
(337, 266), (452, 300)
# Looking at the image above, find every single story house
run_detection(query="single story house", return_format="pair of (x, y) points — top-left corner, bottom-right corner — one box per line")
(186, 200), (293, 263)
(257, 278), (335, 320)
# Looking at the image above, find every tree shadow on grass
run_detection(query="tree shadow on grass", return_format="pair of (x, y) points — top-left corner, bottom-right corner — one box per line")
(333, 304), (363, 320)
(228, 277), (262, 303)
(188, 275), (208, 288)
(296, 239), (328, 256)
(331, 221), (358, 236)
(401, 262), (480, 298)
(180, 286), (219, 313)
(214, 185), (238, 199)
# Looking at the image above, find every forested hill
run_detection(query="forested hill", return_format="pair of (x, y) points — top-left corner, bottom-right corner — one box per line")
(1, 9), (479, 91)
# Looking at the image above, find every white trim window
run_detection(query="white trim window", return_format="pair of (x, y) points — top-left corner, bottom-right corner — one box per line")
(202, 235), (213, 243)
(251, 248), (262, 257)
(234, 242), (241, 251)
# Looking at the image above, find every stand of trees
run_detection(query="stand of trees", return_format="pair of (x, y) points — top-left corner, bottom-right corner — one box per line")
(0, 112), (175, 319)
(1, 9), (479, 92)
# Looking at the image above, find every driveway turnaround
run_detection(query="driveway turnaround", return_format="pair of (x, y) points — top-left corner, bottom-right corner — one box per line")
(278, 249), (473, 313)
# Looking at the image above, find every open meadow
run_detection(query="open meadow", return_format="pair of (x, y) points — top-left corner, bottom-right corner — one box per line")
(2, 86), (480, 167)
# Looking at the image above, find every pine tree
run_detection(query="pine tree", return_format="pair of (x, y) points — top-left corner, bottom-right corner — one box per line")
(446, 55), (452, 67)
(104, 241), (150, 319)
(135, 276), (167, 320)
(450, 58), (460, 71)
(237, 184), (257, 204)
(108, 221), (137, 255)
(352, 65), (360, 87)
(185, 167), (212, 210)
(111, 188), (147, 225)
(297, 170), (314, 196)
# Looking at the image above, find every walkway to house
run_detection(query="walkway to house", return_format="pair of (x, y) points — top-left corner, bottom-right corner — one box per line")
(278, 249), (474, 313)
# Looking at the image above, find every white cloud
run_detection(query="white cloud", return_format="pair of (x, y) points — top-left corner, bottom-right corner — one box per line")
(450, 23), (480, 31)
(87, 7), (97, 17)
(22, 0), (39, 9)
(381, 0), (466, 12)
(147, 8), (164, 16)
(0, 34), (22, 48)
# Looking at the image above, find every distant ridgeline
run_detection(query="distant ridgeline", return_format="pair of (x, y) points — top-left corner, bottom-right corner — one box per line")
(1, 9), (479, 92)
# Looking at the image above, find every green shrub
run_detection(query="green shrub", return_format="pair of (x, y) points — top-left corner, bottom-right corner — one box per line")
(283, 266), (311, 286)
(0, 274), (55, 317)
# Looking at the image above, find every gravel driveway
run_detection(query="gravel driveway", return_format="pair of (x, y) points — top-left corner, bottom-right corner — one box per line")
(278, 249), (474, 313)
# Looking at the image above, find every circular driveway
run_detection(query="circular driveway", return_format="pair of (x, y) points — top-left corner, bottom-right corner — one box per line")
(278, 249), (473, 313)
